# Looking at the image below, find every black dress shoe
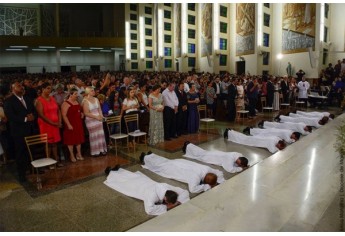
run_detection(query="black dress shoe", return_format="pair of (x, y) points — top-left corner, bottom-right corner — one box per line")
(274, 115), (281, 122)
(111, 165), (120, 171)
(223, 128), (229, 139)
(243, 127), (251, 135)
(172, 136), (178, 139)
(182, 141), (190, 154)
(139, 152), (146, 164)
(164, 138), (171, 141)
(258, 120), (265, 128)
(104, 167), (111, 176)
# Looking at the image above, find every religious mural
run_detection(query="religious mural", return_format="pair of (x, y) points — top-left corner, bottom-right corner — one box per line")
(200, 3), (212, 58)
(236, 3), (255, 56)
(282, 3), (316, 54)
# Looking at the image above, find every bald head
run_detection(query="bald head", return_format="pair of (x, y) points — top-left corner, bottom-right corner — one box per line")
(203, 173), (218, 188)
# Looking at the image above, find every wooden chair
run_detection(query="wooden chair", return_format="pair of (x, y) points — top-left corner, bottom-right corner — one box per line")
(123, 113), (147, 153)
(236, 110), (249, 123)
(197, 105), (215, 134)
(261, 97), (273, 116)
(106, 115), (129, 156)
(294, 94), (306, 110)
(280, 93), (290, 110)
(24, 133), (58, 190)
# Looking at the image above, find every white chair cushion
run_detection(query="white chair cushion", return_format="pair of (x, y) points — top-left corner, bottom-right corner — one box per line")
(128, 131), (147, 137)
(31, 158), (57, 168)
(110, 133), (129, 140)
(200, 118), (215, 122)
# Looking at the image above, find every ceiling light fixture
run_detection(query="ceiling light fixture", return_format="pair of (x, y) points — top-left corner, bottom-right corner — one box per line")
(39, 46), (55, 49)
(32, 49), (48, 51)
(10, 46), (28, 48)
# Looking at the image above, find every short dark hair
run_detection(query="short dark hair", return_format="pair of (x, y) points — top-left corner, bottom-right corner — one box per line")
(152, 84), (161, 91)
(319, 119), (326, 125)
(306, 126), (312, 133)
(292, 132), (301, 141)
(238, 157), (248, 167)
(165, 190), (178, 204)
(40, 82), (51, 89)
(277, 140), (286, 150)
(321, 116), (329, 123)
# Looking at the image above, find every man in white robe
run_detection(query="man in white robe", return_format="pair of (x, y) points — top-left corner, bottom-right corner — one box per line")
(141, 153), (225, 193)
(243, 127), (301, 144)
(275, 114), (325, 128)
(224, 128), (285, 154)
(104, 168), (189, 216)
(294, 110), (334, 121)
(258, 120), (311, 136)
(182, 142), (248, 173)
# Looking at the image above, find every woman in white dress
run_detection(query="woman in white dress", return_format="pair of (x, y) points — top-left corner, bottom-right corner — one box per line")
(236, 79), (245, 110)
(273, 78), (280, 111)
(148, 85), (164, 145)
(82, 86), (107, 157)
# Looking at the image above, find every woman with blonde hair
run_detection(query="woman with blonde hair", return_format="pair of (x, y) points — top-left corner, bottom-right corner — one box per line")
(122, 86), (140, 147)
(82, 86), (107, 157)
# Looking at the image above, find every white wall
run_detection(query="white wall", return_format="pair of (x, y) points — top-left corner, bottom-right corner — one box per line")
(330, 4), (345, 64)
(0, 51), (117, 73)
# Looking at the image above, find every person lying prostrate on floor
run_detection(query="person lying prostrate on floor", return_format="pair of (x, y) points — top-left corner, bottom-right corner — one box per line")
(182, 141), (249, 173)
(140, 152), (225, 193)
(224, 128), (286, 154)
(258, 120), (312, 136)
(275, 114), (326, 128)
(104, 166), (189, 216)
(295, 110), (334, 120)
(243, 126), (301, 144)
(289, 111), (331, 123)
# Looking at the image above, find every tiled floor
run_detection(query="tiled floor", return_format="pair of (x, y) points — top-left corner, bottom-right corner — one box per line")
(0, 106), (343, 232)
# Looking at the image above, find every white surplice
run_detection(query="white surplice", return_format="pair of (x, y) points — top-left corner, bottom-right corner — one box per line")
(250, 127), (295, 144)
(104, 169), (190, 216)
(227, 129), (281, 153)
(183, 143), (244, 173)
(280, 114), (322, 128)
(142, 153), (225, 193)
(263, 121), (310, 135)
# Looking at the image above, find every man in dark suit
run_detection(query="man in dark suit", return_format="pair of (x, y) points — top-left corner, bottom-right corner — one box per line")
(175, 81), (188, 136)
(4, 81), (37, 183)
(280, 75), (289, 104)
(227, 78), (238, 121)
(266, 76), (275, 107)
(296, 69), (305, 82)
(246, 77), (259, 118)
(212, 77), (221, 117)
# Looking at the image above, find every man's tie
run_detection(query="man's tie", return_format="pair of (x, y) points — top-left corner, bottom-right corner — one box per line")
(20, 97), (27, 109)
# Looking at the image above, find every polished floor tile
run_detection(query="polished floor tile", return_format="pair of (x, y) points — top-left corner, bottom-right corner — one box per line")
(1, 107), (343, 231)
